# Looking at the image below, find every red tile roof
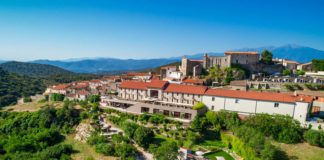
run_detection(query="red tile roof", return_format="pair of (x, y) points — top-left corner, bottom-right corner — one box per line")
(53, 84), (70, 90)
(146, 80), (168, 89)
(165, 84), (207, 95)
(71, 83), (89, 89)
(119, 80), (168, 90)
(182, 78), (204, 84)
(127, 72), (150, 76)
(119, 81), (148, 90)
(205, 89), (313, 103)
(90, 79), (101, 83)
(76, 90), (90, 95)
(225, 51), (258, 55)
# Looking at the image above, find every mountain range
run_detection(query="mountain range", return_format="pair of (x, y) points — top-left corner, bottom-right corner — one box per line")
(1, 44), (323, 73)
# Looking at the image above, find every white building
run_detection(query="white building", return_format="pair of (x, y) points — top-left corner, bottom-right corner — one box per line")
(115, 80), (314, 124)
(203, 89), (313, 124)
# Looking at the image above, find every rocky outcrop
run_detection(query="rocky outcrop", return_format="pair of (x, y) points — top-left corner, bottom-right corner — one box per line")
(74, 122), (94, 143)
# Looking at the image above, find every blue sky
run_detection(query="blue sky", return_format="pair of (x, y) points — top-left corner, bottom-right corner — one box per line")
(0, 0), (323, 61)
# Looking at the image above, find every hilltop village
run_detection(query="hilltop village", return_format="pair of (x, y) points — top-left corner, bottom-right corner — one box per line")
(0, 50), (323, 160)
(46, 51), (324, 127)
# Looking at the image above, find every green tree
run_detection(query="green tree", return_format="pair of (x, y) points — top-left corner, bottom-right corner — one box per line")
(95, 143), (115, 156)
(154, 141), (179, 160)
(312, 59), (324, 71)
(50, 93), (65, 101)
(296, 70), (305, 75)
(133, 126), (154, 148)
(23, 96), (32, 103)
(88, 95), (101, 103)
(260, 142), (282, 160)
(282, 69), (291, 76)
(190, 115), (209, 133)
(115, 143), (137, 159)
(192, 102), (206, 110)
(148, 114), (165, 125)
(261, 50), (273, 64)
(206, 111), (220, 129)
(304, 130), (324, 147)
(121, 121), (139, 138)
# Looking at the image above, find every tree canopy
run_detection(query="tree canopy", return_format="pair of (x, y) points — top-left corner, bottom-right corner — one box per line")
(261, 50), (273, 64)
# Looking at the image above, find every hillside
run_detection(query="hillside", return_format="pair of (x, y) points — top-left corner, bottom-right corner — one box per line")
(0, 67), (46, 107)
(32, 58), (179, 73)
(234, 44), (324, 63)
(0, 61), (73, 77)
(142, 61), (181, 73)
(30, 44), (324, 73)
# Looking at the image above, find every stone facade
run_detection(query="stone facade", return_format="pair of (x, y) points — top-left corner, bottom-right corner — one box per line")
(202, 52), (259, 70)
(179, 56), (203, 77)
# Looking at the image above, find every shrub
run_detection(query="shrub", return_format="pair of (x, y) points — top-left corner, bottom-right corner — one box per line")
(149, 114), (165, 125)
(193, 102), (206, 110)
(23, 97), (32, 103)
(88, 95), (101, 103)
(95, 143), (115, 156)
(221, 133), (259, 160)
(133, 126), (154, 148)
(304, 130), (324, 147)
(50, 93), (65, 101)
(153, 141), (179, 160)
(244, 114), (302, 144)
(87, 134), (108, 146)
(115, 143), (137, 159)
(138, 113), (150, 122)
(190, 115), (209, 133)
(121, 121), (139, 138)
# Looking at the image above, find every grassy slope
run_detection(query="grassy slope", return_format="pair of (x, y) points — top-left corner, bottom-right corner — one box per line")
(204, 151), (234, 160)
(274, 142), (324, 160)
(2, 101), (63, 112)
(63, 134), (117, 160)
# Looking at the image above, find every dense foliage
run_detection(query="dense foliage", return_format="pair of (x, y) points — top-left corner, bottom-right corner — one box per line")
(0, 61), (73, 77)
(312, 59), (324, 71)
(0, 104), (81, 159)
(192, 102), (206, 110)
(303, 130), (324, 147)
(207, 65), (246, 85)
(304, 83), (324, 91)
(282, 69), (292, 76)
(0, 68), (45, 107)
(0, 66), (100, 108)
(50, 93), (65, 101)
(244, 114), (303, 144)
(261, 50), (273, 64)
(152, 141), (179, 160)
(134, 126), (154, 148)
(87, 132), (137, 159)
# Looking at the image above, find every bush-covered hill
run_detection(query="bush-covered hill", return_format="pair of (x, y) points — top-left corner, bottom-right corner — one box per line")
(0, 68), (45, 107)
(0, 66), (101, 108)
(0, 61), (74, 77)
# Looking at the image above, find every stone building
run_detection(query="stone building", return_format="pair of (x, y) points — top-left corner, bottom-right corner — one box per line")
(203, 51), (259, 69)
(179, 56), (203, 77)
(179, 51), (259, 77)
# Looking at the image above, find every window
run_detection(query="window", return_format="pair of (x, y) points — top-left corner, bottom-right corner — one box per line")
(274, 103), (279, 107)
(198, 95), (200, 98)
(211, 105), (215, 110)
(212, 97), (215, 101)
(235, 99), (239, 103)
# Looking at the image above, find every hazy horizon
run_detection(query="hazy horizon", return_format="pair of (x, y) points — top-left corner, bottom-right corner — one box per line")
(1, 0), (324, 61)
